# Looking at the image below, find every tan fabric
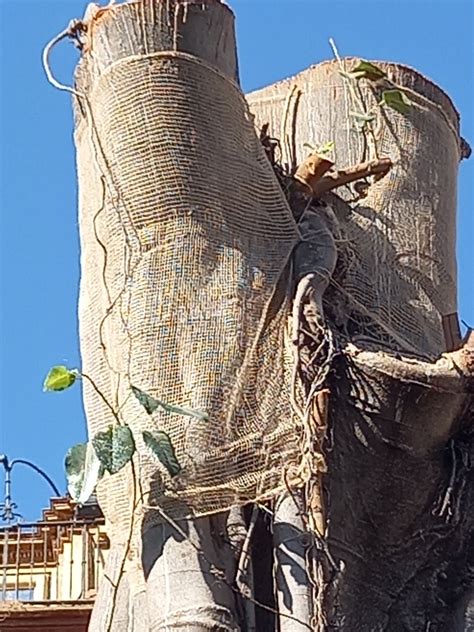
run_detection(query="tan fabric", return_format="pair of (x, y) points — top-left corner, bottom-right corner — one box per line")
(75, 52), (301, 541)
(247, 59), (460, 359)
(76, 52), (461, 552)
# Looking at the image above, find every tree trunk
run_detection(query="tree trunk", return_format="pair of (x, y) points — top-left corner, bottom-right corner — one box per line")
(68, 1), (474, 631)
(273, 493), (313, 631)
(76, 2), (243, 630)
(248, 61), (474, 629)
(323, 346), (474, 630)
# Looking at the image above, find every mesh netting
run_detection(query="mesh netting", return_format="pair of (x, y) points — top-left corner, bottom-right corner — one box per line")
(75, 52), (302, 540)
(247, 60), (460, 359)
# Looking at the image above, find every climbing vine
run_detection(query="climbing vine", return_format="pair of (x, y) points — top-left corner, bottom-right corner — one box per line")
(43, 365), (204, 503)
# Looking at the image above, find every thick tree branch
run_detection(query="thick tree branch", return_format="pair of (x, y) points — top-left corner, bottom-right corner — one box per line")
(346, 342), (474, 394)
(295, 156), (393, 197)
(294, 154), (335, 192)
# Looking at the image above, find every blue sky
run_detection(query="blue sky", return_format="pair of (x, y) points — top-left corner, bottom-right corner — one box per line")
(0, 0), (472, 522)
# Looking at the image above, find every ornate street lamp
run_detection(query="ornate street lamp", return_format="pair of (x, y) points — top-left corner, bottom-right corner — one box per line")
(0, 454), (61, 523)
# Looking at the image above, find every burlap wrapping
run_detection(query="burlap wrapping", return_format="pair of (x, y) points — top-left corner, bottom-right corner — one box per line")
(247, 60), (461, 359)
(75, 52), (302, 542)
(76, 50), (462, 553)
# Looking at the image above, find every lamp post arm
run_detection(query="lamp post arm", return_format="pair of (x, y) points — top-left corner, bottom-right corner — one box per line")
(10, 459), (61, 497)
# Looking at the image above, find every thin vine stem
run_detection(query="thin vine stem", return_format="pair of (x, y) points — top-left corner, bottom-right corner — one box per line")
(329, 37), (379, 161)
(80, 372), (122, 426)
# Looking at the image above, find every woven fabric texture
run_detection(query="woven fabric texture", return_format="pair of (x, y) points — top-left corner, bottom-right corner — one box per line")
(247, 60), (461, 359)
(75, 52), (301, 541)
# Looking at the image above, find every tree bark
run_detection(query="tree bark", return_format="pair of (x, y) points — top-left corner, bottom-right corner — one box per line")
(273, 493), (313, 631)
(322, 344), (473, 630)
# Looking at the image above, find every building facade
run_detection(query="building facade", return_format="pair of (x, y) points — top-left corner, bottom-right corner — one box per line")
(0, 497), (108, 631)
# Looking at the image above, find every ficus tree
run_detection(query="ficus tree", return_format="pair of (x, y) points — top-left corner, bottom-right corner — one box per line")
(43, 1), (473, 631)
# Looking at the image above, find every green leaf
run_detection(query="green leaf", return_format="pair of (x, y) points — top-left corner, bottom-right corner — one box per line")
(65, 442), (102, 503)
(65, 443), (87, 501)
(131, 386), (209, 421)
(142, 430), (182, 477)
(380, 89), (412, 114)
(316, 140), (335, 156)
(131, 386), (160, 414)
(92, 425), (136, 475)
(351, 60), (386, 81)
(43, 366), (77, 392)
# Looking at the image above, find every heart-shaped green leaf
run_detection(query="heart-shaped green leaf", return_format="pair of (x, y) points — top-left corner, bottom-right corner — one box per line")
(351, 60), (386, 81)
(92, 425), (135, 475)
(132, 386), (209, 421)
(65, 442), (103, 503)
(44, 366), (77, 392)
(380, 89), (412, 114)
(143, 430), (182, 477)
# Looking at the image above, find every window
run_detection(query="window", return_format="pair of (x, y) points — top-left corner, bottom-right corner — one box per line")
(1, 586), (35, 601)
